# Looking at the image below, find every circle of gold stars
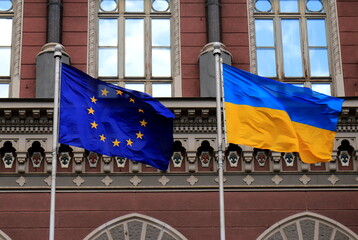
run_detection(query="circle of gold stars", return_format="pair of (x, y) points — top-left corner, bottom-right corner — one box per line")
(87, 87), (148, 149)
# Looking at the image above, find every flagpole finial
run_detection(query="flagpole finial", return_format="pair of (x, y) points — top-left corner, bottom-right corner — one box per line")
(54, 44), (62, 58)
(213, 42), (222, 56)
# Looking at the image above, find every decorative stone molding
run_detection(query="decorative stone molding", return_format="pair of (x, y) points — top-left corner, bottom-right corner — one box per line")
(10, 0), (23, 98)
(0, 99), (358, 177)
(87, 0), (96, 77)
(0, 172), (356, 190)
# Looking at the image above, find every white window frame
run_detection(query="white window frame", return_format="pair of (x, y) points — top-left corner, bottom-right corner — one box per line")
(0, 0), (22, 98)
(88, 0), (182, 97)
(248, 0), (344, 97)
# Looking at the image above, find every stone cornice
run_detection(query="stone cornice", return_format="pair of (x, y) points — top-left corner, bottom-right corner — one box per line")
(0, 98), (357, 189)
(0, 98), (357, 133)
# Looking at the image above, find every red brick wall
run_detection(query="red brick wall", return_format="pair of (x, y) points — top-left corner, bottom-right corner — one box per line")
(19, 0), (88, 98)
(337, 0), (358, 96)
(180, 0), (206, 97)
(19, 0), (358, 97)
(222, 0), (250, 72)
(20, 0), (47, 98)
(179, 0), (250, 97)
(62, 0), (88, 72)
(0, 191), (357, 240)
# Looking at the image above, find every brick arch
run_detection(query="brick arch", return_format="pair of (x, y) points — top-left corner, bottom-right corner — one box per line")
(257, 211), (358, 240)
(83, 213), (188, 240)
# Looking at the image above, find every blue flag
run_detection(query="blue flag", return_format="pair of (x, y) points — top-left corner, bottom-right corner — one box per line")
(59, 64), (175, 170)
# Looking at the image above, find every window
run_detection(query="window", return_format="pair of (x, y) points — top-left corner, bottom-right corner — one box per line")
(97, 0), (173, 97)
(0, 0), (13, 98)
(251, 0), (338, 96)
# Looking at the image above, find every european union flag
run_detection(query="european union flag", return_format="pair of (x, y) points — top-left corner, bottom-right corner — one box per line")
(59, 64), (175, 171)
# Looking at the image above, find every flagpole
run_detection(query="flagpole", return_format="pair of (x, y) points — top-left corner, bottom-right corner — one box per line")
(213, 42), (226, 240)
(49, 44), (62, 240)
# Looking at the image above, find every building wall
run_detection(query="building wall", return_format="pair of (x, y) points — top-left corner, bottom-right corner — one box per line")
(337, 0), (358, 96)
(17, 0), (358, 97)
(21, 0), (47, 98)
(222, 0), (250, 71)
(0, 191), (357, 240)
(180, 0), (206, 97)
(3, 0), (358, 239)
(62, 0), (88, 71)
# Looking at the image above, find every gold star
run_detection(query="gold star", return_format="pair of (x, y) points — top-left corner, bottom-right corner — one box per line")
(136, 131), (144, 139)
(138, 108), (144, 113)
(99, 134), (106, 142)
(87, 107), (95, 115)
(126, 139), (133, 146)
(101, 88), (109, 96)
(90, 96), (97, 104)
(90, 121), (98, 128)
(140, 119), (148, 127)
(129, 98), (135, 103)
(116, 90), (123, 95)
(112, 139), (120, 146)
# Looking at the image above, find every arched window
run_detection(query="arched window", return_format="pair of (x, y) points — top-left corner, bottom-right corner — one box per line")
(257, 211), (358, 240)
(83, 213), (188, 240)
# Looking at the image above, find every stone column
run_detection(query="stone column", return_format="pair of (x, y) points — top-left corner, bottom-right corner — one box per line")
(47, 0), (62, 43)
(198, 0), (232, 97)
(36, 0), (70, 98)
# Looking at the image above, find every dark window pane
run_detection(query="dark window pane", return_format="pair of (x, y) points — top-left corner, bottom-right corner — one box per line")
(152, 19), (170, 46)
(99, 48), (118, 76)
(307, 19), (327, 47)
(100, 0), (117, 12)
(255, 0), (272, 12)
(152, 83), (171, 97)
(306, 0), (324, 12)
(99, 19), (118, 46)
(125, 0), (144, 12)
(0, 83), (9, 98)
(281, 19), (303, 77)
(125, 19), (144, 77)
(0, 0), (12, 11)
(312, 83), (331, 95)
(309, 48), (329, 77)
(0, 48), (11, 76)
(152, 0), (170, 12)
(280, 0), (298, 12)
(0, 19), (12, 46)
(255, 19), (274, 47)
(257, 48), (277, 77)
(152, 48), (171, 77)
(125, 83), (144, 92)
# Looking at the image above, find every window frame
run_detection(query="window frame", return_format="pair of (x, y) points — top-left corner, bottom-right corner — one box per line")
(248, 0), (344, 96)
(0, 2), (13, 97)
(88, 0), (180, 97)
(0, 0), (22, 98)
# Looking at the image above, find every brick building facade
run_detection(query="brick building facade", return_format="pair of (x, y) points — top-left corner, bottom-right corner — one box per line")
(0, 0), (358, 239)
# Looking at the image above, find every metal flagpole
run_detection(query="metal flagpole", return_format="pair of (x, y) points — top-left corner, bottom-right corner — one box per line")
(49, 44), (62, 240)
(213, 42), (226, 240)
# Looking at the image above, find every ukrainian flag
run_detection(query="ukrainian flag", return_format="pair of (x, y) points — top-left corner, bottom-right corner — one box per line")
(223, 64), (344, 164)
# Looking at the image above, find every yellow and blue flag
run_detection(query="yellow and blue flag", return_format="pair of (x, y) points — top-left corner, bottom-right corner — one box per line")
(223, 64), (343, 164)
(59, 64), (174, 170)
